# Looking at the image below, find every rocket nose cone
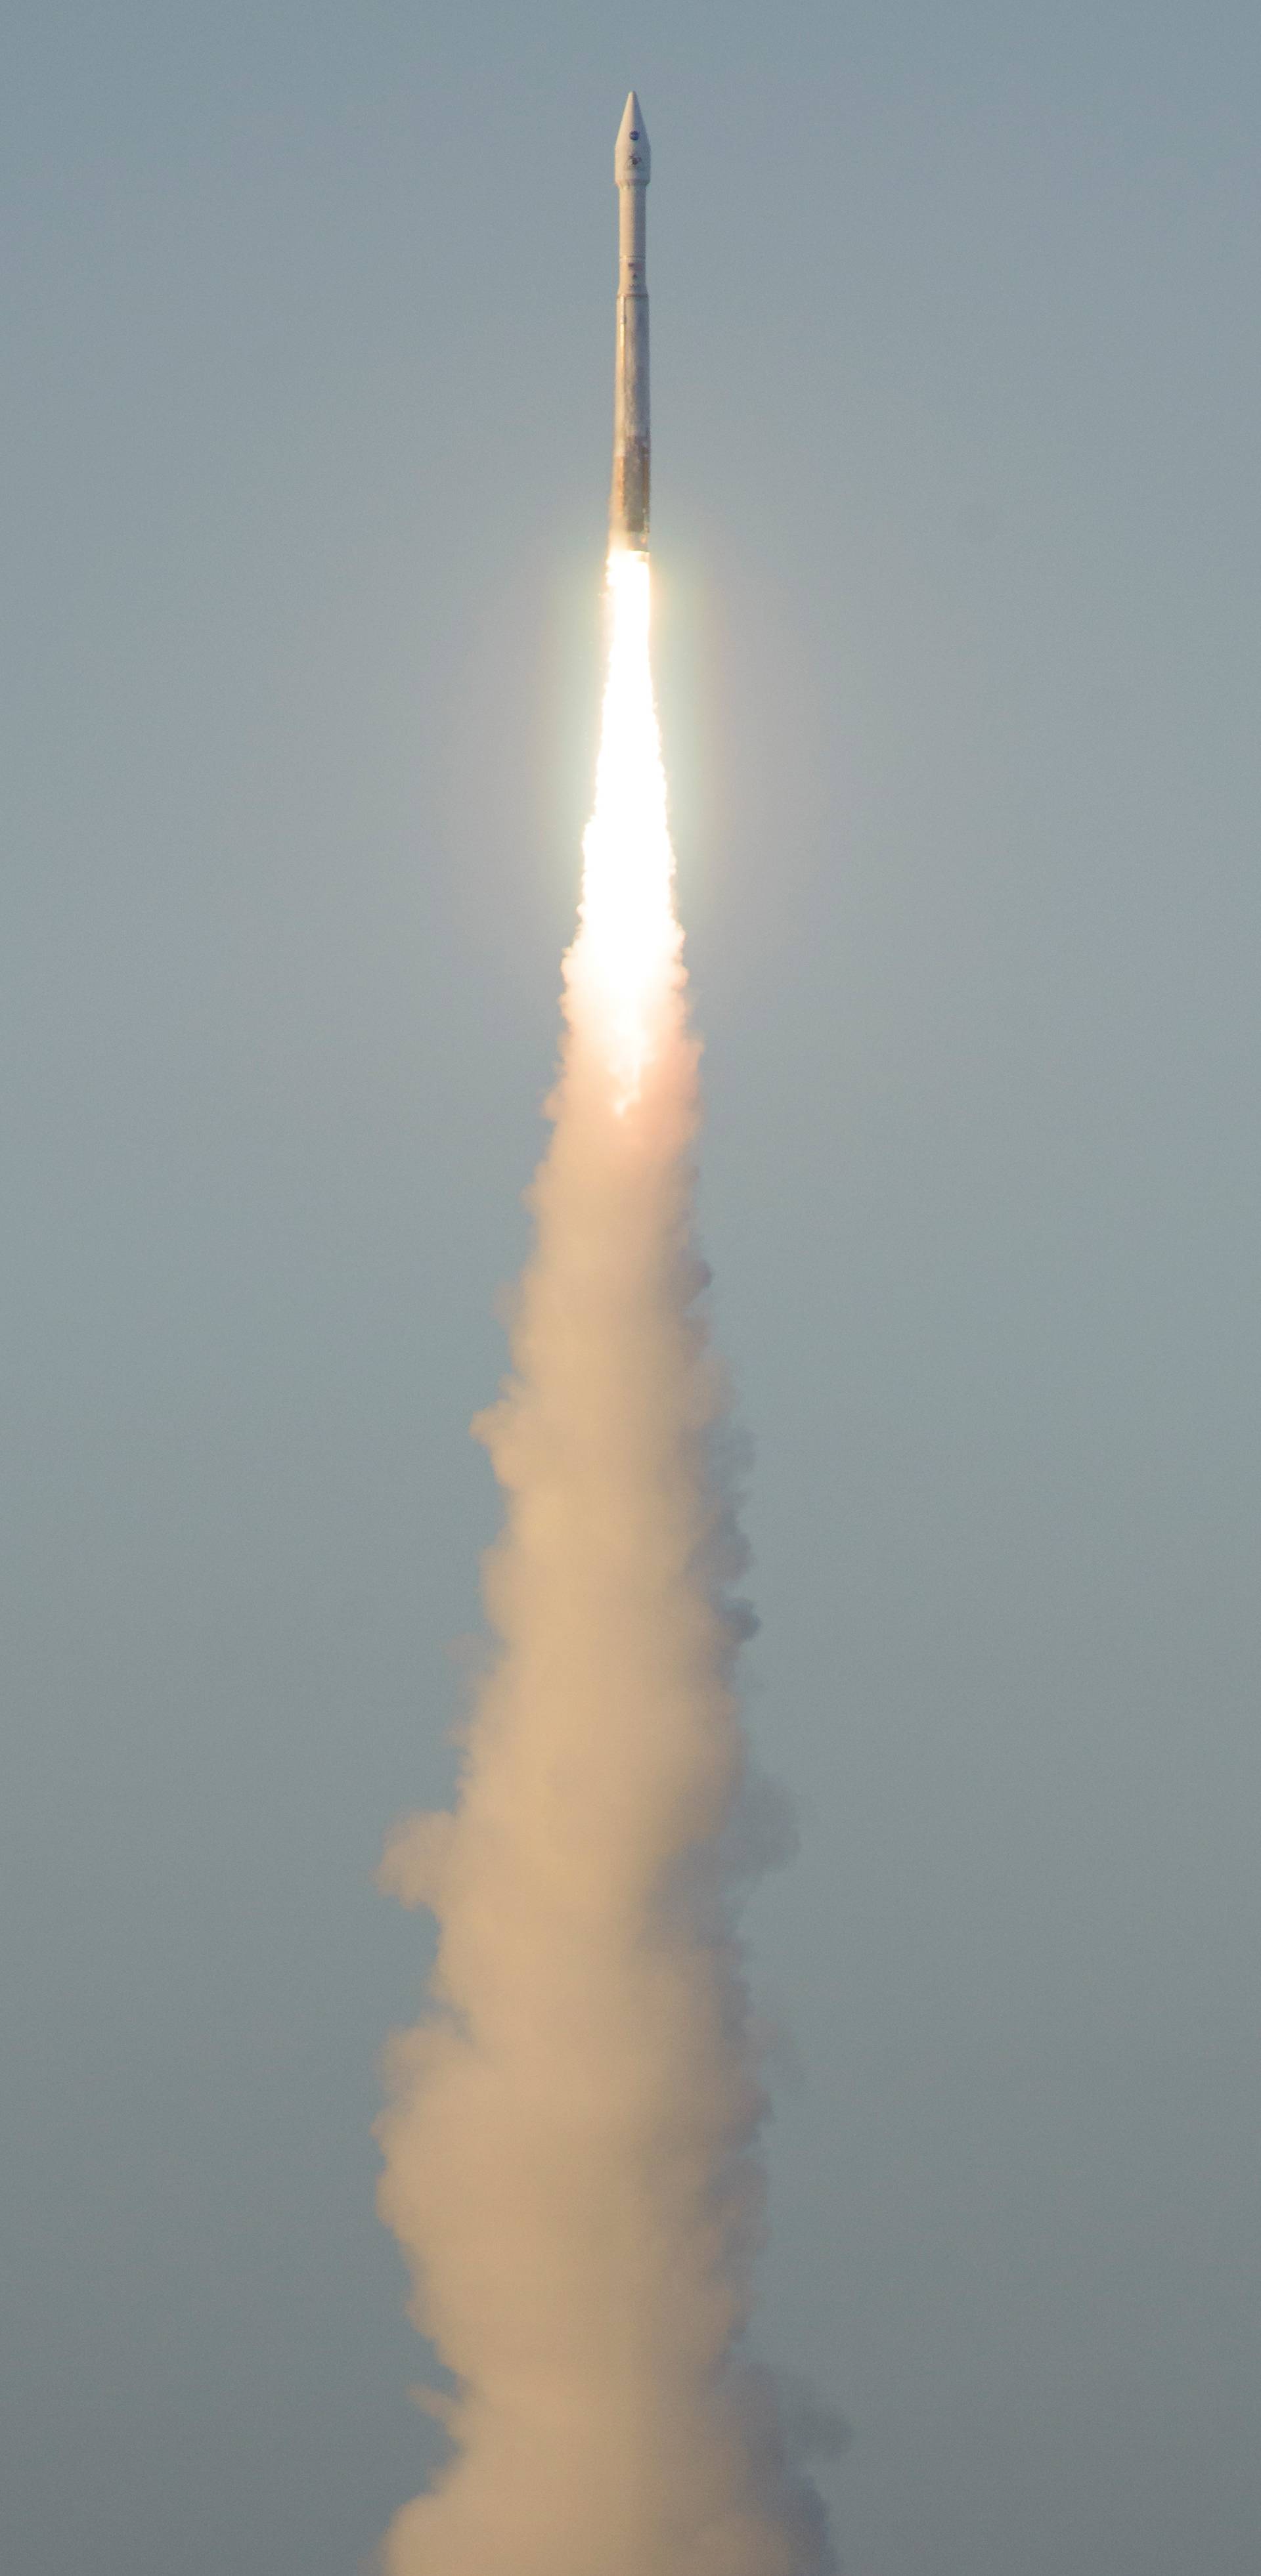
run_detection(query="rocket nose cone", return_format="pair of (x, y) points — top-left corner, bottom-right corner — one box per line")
(615, 89), (650, 184)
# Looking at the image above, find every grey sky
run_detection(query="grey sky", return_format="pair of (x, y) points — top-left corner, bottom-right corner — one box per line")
(3, 3), (1258, 2572)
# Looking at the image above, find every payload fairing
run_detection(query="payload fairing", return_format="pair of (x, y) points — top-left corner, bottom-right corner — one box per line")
(610, 91), (650, 554)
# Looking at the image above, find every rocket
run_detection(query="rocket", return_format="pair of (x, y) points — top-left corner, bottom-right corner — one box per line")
(610, 91), (650, 553)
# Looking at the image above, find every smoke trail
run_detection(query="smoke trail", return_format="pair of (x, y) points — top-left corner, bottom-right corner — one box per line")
(376, 552), (831, 2576)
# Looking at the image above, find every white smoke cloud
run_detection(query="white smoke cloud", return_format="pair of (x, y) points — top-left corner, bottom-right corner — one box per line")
(375, 554), (833, 2576)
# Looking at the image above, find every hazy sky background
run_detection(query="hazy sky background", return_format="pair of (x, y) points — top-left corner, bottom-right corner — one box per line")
(3, 3), (1259, 2571)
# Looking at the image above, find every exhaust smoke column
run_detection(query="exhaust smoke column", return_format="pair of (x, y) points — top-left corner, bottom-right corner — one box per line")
(611, 90), (650, 553)
(374, 91), (831, 2576)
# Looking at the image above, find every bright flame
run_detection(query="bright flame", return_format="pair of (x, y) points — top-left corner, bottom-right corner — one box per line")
(567, 548), (681, 1102)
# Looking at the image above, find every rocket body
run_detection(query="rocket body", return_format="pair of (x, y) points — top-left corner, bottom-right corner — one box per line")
(610, 93), (650, 552)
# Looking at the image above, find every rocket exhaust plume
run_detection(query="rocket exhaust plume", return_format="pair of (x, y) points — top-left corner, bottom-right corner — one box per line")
(375, 95), (831, 2576)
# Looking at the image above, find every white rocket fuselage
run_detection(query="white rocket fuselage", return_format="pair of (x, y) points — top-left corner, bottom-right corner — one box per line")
(611, 93), (650, 552)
